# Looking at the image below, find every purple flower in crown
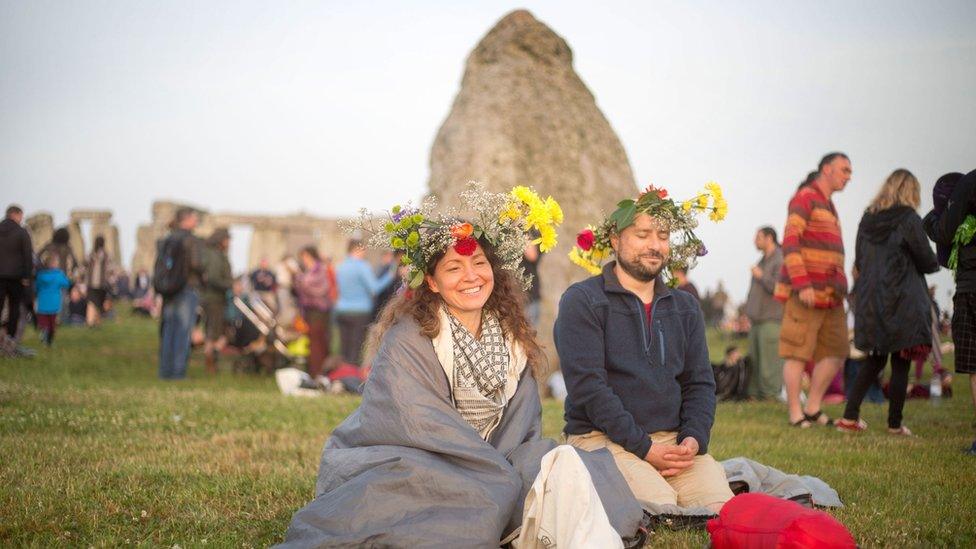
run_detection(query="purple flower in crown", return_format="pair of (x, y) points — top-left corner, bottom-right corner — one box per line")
(697, 244), (708, 257)
(391, 207), (416, 223)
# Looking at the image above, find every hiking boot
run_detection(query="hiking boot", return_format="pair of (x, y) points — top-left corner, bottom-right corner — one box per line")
(835, 418), (868, 432)
(966, 441), (976, 456)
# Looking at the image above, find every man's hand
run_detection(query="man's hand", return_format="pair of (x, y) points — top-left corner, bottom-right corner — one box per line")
(679, 436), (700, 456)
(798, 287), (816, 307)
(750, 265), (763, 279)
(644, 442), (695, 477)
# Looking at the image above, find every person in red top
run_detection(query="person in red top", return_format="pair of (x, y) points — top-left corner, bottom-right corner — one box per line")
(776, 152), (852, 427)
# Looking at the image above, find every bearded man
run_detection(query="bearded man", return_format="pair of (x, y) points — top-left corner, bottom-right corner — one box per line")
(555, 187), (733, 513)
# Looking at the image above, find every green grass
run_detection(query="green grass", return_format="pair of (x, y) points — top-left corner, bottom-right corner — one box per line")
(2, 309), (975, 547)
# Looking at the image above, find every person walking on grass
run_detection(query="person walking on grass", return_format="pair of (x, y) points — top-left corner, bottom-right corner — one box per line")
(156, 208), (204, 380)
(201, 228), (232, 374)
(34, 255), (70, 346)
(745, 226), (784, 400)
(838, 169), (938, 436)
(0, 205), (33, 346)
(924, 168), (976, 454)
(776, 153), (852, 428)
(84, 235), (112, 327)
(334, 240), (395, 365)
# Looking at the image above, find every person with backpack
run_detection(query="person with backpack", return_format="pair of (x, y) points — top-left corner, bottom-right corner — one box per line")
(155, 207), (204, 380)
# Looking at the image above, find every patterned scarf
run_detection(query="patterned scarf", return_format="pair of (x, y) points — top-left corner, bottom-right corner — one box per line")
(447, 310), (510, 439)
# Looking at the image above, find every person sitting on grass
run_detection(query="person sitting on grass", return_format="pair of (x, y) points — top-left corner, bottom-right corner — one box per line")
(559, 182), (732, 514)
(279, 184), (649, 548)
(34, 255), (70, 346)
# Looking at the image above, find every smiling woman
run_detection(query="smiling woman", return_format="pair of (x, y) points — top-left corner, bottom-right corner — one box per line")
(277, 185), (649, 548)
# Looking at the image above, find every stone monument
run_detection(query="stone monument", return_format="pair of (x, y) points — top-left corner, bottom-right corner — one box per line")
(427, 9), (638, 365)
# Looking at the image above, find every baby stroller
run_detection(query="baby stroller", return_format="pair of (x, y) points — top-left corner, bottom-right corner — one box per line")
(228, 295), (303, 374)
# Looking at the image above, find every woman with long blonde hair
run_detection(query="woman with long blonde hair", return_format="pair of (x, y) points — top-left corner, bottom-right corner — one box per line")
(279, 185), (645, 548)
(840, 169), (939, 435)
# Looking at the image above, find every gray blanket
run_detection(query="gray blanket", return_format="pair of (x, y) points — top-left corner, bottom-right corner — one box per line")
(278, 319), (643, 548)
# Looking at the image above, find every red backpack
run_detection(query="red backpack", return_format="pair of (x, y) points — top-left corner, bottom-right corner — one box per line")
(707, 493), (856, 548)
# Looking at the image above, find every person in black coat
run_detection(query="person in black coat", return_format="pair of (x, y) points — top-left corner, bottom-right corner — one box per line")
(838, 169), (939, 436)
(0, 205), (34, 339)
(924, 168), (976, 455)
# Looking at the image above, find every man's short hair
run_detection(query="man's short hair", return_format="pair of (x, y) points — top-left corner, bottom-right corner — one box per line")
(6, 204), (23, 217)
(817, 152), (850, 173)
(758, 226), (778, 244)
(347, 239), (364, 253)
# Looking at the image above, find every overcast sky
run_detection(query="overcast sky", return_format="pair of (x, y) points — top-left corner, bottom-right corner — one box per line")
(2, 0), (974, 307)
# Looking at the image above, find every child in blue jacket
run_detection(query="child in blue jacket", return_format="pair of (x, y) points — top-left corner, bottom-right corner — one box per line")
(35, 256), (71, 345)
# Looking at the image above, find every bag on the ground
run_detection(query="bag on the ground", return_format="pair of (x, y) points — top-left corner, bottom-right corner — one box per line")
(713, 358), (750, 401)
(153, 234), (189, 297)
(707, 493), (855, 548)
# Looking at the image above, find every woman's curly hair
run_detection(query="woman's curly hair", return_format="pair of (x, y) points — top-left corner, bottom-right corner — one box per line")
(365, 240), (547, 379)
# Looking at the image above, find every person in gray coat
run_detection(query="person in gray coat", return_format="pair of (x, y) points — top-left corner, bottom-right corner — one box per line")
(744, 226), (785, 400)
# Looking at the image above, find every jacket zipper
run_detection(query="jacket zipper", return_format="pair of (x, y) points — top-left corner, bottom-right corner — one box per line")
(633, 294), (671, 364)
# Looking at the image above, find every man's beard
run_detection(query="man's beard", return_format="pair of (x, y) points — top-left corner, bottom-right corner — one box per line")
(617, 250), (665, 282)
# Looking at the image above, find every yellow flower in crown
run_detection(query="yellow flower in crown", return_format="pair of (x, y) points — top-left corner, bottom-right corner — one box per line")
(344, 182), (563, 290)
(568, 181), (728, 286)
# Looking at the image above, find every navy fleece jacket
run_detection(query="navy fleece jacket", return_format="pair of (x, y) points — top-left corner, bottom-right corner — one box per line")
(555, 262), (716, 459)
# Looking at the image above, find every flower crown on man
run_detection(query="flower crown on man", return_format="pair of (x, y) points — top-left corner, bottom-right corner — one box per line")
(568, 182), (727, 285)
(343, 182), (564, 290)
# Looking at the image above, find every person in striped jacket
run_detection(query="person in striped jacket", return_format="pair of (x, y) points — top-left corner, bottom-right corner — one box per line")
(775, 152), (852, 427)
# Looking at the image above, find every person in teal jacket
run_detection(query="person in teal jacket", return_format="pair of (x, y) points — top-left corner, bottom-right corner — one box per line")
(35, 256), (71, 346)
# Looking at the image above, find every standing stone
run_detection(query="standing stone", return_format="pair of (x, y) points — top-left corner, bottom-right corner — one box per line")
(427, 9), (638, 366)
(67, 222), (85, 266)
(25, 213), (54, 253)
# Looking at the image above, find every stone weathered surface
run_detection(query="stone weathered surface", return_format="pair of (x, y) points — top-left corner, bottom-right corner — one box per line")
(130, 201), (352, 274)
(428, 9), (638, 365)
(25, 213), (53, 254)
(25, 210), (123, 267)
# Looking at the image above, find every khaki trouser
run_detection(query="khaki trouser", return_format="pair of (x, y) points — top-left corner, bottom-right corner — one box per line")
(567, 431), (733, 509)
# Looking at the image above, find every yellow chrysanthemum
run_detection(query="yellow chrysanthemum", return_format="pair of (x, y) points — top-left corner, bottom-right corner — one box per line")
(512, 186), (542, 208)
(705, 181), (723, 199)
(682, 200), (694, 213)
(545, 197), (564, 225)
(500, 201), (521, 222)
(696, 194), (709, 209)
(591, 246), (608, 262)
(525, 205), (552, 231)
(569, 248), (602, 275)
(537, 224), (557, 252)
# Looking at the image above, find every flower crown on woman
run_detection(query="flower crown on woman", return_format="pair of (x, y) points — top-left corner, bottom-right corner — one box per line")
(569, 182), (728, 284)
(343, 182), (564, 290)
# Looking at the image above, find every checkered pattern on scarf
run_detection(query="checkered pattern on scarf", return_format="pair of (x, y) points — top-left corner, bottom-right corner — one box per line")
(447, 311), (510, 438)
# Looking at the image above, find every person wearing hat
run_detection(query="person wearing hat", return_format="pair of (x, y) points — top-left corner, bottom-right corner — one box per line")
(201, 227), (232, 374)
